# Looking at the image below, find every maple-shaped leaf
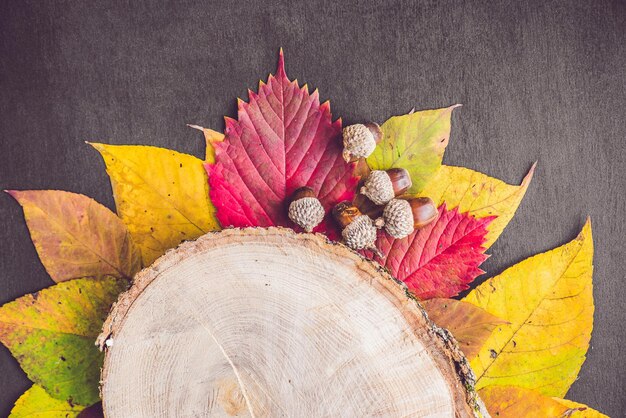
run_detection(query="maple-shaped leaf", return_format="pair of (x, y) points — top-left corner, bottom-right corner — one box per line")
(207, 50), (358, 237)
(0, 277), (127, 406)
(6, 190), (141, 282)
(421, 298), (507, 359)
(369, 205), (493, 300)
(10, 385), (86, 418)
(463, 220), (594, 397)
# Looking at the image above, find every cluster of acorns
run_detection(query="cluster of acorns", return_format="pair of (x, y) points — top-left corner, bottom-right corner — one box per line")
(288, 123), (439, 253)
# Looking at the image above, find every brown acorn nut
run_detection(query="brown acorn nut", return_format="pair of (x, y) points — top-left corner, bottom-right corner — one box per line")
(353, 193), (385, 220)
(332, 201), (382, 255)
(360, 168), (412, 205)
(288, 187), (325, 232)
(332, 201), (363, 229)
(342, 122), (383, 162)
(408, 197), (439, 228)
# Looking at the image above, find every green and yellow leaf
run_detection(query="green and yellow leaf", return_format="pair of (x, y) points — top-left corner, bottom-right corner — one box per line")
(90, 143), (220, 265)
(10, 385), (85, 418)
(367, 105), (460, 193)
(463, 220), (594, 397)
(419, 163), (535, 248)
(6, 190), (141, 282)
(421, 298), (507, 359)
(0, 277), (127, 406)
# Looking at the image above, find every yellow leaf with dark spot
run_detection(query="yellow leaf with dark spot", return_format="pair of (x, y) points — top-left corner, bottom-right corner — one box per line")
(419, 163), (535, 248)
(91, 144), (220, 265)
(422, 298), (507, 359)
(463, 220), (593, 397)
(10, 385), (85, 418)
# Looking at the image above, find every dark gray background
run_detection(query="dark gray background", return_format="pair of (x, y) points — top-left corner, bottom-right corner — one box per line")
(1, 0), (624, 416)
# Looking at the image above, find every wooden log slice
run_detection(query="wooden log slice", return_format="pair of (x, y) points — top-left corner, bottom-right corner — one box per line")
(98, 228), (487, 417)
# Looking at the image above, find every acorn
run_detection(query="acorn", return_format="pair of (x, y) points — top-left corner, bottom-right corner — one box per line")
(381, 197), (438, 239)
(360, 168), (412, 205)
(342, 123), (382, 162)
(353, 193), (385, 220)
(332, 201), (381, 254)
(288, 187), (325, 232)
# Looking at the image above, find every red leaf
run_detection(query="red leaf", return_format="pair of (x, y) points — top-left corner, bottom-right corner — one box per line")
(207, 51), (358, 238)
(371, 205), (494, 300)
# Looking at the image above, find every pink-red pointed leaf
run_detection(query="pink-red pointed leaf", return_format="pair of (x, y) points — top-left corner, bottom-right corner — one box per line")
(207, 51), (358, 238)
(371, 205), (493, 300)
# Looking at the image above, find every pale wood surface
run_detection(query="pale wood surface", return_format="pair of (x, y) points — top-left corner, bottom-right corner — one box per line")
(99, 228), (486, 417)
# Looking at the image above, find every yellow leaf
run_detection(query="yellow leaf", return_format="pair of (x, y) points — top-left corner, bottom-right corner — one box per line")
(421, 298), (507, 360)
(479, 386), (571, 417)
(463, 220), (594, 397)
(554, 398), (609, 417)
(419, 163), (535, 248)
(91, 143), (220, 265)
(187, 124), (224, 163)
(10, 385), (84, 418)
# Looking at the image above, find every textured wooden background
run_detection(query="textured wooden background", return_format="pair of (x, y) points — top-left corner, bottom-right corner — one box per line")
(0, 0), (624, 416)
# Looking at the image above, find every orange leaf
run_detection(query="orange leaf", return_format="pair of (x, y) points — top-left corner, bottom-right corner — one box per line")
(480, 386), (568, 417)
(480, 386), (607, 418)
(6, 190), (141, 282)
(421, 298), (507, 359)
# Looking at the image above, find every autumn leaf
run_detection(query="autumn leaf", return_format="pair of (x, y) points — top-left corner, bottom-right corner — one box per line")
(421, 298), (507, 359)
(554, 398), (608, 417)
(479, 386), (607, 418)
(366, 105), (460, 193)
(419, 163), (536, 248)
(479, 386), (573, 417)
(207, 50), (358, 237)
(91, 143), (220, 265)
(6, 190), (141, 282)
(463, 219), (594, 397)
(370, 205), (494, 299)
(0, 277), (127, 406)
(10, 385), (85, 418)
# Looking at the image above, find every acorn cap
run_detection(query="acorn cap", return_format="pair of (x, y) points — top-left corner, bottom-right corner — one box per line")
(382, 198), (415, 239)
(288, 195), (325, 232)
(360, 170), (395, 205)
(342, 123), (380, 162)
(342, 214), (378, 251)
